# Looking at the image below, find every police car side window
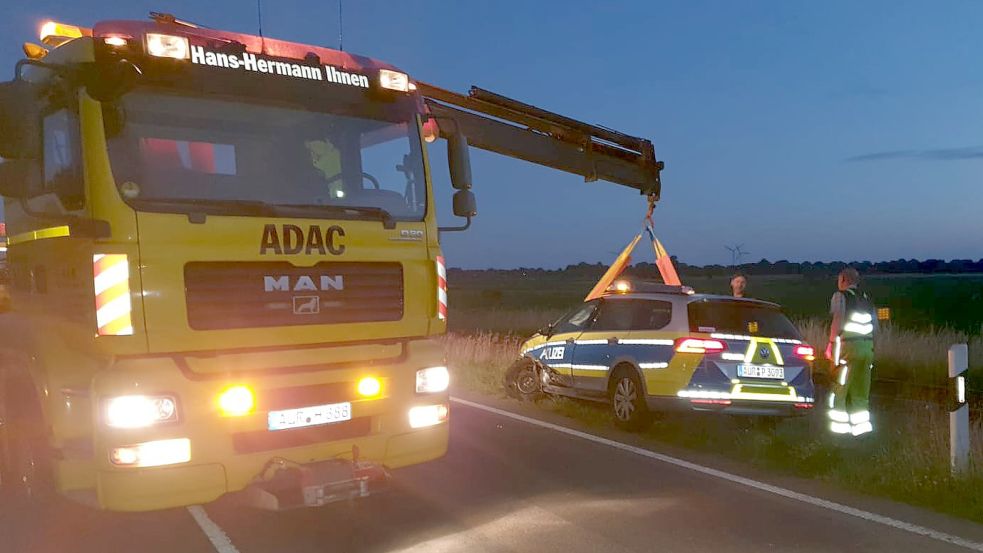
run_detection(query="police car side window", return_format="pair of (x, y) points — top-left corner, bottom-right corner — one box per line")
(592, 300), (636, 332)
(632, 300), (673, 330)
(553, 302), (597, 335)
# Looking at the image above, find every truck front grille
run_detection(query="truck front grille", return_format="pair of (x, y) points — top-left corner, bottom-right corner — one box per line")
(184, 262), (403, 330)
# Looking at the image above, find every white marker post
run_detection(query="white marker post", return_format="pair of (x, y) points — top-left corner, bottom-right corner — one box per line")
(949, 344), (969, 475)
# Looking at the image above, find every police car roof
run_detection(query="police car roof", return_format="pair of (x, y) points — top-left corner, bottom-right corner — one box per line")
(605, 291), (781, 309)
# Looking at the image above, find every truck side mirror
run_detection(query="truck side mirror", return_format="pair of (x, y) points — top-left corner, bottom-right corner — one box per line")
(452, 189), (477, 218)
(447, 132), (472, 190)
(0, 159), (39, 198)
(0, 79), (41, 159)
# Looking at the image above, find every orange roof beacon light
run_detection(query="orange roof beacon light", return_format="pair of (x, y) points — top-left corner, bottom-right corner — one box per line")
(39, 20), (90, 47)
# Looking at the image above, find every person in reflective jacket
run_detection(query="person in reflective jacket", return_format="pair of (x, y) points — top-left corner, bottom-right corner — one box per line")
(824, 267), (876, 436)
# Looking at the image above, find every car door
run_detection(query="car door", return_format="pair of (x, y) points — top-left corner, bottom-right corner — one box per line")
(622, 299), (678, 396)
(570, 298), (636, 394)
(537, 301), (599, 386)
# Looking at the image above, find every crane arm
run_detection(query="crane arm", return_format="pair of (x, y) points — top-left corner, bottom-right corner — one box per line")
(417, 82), (664, 198)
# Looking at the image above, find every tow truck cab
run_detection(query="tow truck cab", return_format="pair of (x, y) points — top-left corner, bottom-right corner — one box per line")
(0, 17), (474, 511)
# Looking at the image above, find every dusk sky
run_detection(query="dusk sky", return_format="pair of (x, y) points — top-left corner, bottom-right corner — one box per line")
(3, 1), (982, 268)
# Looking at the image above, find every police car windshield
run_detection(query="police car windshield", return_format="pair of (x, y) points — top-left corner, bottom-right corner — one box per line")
(688, 300), (802, 339)
(105, 90), (427, 221)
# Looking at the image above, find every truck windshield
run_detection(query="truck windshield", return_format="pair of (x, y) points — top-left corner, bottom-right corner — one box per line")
(105, 91), (427, 221)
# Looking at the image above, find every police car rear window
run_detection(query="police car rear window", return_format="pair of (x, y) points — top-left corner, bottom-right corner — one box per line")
(687, 300), (801, 339)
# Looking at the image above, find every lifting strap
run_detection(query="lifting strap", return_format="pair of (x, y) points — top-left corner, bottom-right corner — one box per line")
(584, 196), (680, 301)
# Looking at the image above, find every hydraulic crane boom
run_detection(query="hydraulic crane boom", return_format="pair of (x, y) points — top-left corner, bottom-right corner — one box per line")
(418, 82), (664, 198)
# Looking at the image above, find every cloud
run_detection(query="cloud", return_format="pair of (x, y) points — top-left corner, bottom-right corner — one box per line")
(846, 146), (983, 163)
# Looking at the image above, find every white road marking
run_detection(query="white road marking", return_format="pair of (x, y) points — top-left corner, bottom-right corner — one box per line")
(187, 505), (241, 553)
(451, 397), (983, 552)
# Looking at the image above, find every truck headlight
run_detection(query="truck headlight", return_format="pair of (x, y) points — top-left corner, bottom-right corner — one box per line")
(105, 395), (178, 428)
(145, 33), (190, 59)
(416, 366), (450, 394)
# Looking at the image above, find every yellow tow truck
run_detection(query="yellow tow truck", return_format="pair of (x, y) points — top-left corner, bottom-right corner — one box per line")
(0, 13), (663, 512)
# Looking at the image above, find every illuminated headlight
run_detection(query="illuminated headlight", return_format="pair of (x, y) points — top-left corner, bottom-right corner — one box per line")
(416, 366), (450, 394)
(105, 395), (178, 428)
(111, 438), (191, 467)
(145, 33), (190, 59)
(409, 404), (449, 428)
(379, 69), (410, 92)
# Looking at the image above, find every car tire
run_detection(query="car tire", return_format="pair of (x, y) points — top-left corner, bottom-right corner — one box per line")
(610, 367), (652, 431)
(0, 377), (54, 508)
(504, 357), (544, 401)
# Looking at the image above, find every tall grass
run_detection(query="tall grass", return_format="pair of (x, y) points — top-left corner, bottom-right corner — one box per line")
(442, 331), (983, 522)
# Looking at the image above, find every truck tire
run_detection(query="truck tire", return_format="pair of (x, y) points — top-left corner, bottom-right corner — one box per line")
(0, 378), (54, 506)
(504, 357), (544, 401)
(610, 367), (652, 431)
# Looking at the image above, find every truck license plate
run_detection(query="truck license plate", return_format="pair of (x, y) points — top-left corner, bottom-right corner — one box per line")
(268, 402), (352, 431)
(737, 365), (784, 380)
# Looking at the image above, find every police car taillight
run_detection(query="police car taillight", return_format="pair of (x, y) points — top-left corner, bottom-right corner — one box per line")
(145, 33), (190, 59)
(675, 338), (727, 354)
(379, 69), (410, 92)
(794, 345), (815, 361)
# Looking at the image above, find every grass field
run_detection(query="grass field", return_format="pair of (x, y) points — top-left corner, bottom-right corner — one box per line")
(448, 271), (983, 335)
(442, 332), (983, 523)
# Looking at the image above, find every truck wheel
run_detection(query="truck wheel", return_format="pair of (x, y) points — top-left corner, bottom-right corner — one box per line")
(610, 367), (652, 431)
(0, 378), (54, 506)
(504, 358), (543, 401)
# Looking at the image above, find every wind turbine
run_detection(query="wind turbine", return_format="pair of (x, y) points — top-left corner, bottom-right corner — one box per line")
(725, 244), (750, 266)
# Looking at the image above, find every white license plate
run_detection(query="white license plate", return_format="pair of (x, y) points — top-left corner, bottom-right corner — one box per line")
(268, 402), (352, 431)
(737, 364), (785, 379)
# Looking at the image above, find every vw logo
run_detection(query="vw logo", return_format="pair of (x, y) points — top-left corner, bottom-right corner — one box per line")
(759, 346), (770, 359)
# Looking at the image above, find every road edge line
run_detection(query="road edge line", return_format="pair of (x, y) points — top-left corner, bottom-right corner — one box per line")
(450, 396), (983, 552)
(187, 505), (241, 553)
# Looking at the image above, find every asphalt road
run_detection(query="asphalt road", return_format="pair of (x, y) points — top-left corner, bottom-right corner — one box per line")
(4, 398), (983, 553)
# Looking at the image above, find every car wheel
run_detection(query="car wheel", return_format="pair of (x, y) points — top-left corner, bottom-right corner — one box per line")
(610, 367), (651, 431)
(504, 358), (544, 401)
(0, 378), (54, 507)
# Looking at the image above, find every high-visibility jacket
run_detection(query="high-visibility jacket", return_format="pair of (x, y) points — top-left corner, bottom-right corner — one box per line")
(840, 288), (875, 340)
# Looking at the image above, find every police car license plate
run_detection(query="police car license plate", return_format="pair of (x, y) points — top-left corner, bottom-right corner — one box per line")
(737, 364), (784, 379)
(268, 402), (352, 431)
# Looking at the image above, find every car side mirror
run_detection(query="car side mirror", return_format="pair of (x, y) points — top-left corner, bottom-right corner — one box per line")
(0, 159), (40, 198)
(0, 79), (41, 159)
(538, 323), (554, 337)
(447, 131), (472, 190)
(452, 189), (477, 218)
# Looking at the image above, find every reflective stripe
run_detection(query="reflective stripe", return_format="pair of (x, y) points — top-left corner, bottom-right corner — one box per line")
(618, 339), (674, 346)
(93, 254), (134, 336)
(639, 362), (669, 370)
(838, 366), (849, 386)
(721, 353), (746, 361)
(828, 409), (849, 423)
(575, 340), (609, 345)
(551, 363), (608, 372)
(830, 421), (852, 434)
(849, 410), (870, 424)
(851, 421), (873, 436)
(843, 321), (873, 335)
(833, 336), (842, 366)
(436, 256), (447, 321)
(7, 225), (71, 246)
(850, 312), (873, 324)
(679, 386), (807, 403)
(710, 333), (801, 345)
(827, 392), (836, 409)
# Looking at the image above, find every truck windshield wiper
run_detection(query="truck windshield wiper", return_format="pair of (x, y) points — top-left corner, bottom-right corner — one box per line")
(275, 204), (397, 229)
(131, 197), (281, 216)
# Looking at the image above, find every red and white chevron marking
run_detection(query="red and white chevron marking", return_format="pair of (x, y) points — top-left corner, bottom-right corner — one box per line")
(436, 255), (448, 321)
